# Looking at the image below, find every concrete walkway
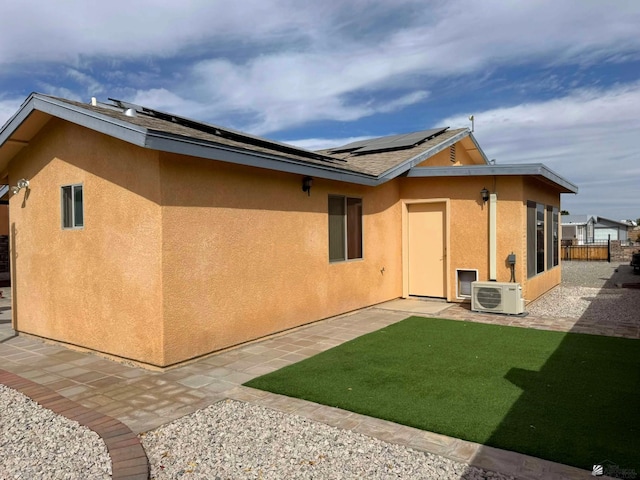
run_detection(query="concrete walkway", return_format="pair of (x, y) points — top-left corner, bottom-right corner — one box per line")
(0, 293), (627, 479)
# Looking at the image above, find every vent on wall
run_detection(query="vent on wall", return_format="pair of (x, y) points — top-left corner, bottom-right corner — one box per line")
(449, 145), (456, 163)
(456, 269), (478, 299)
(471, 281), (525, 315)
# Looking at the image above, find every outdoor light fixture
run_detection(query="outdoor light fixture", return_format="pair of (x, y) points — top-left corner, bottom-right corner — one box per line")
(10, 178), (29, 195)
(302, 176), (313, 196)
(481, 187), (489, 203)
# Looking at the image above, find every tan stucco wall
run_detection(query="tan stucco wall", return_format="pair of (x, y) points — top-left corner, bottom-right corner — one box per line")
(8, 120), (165, 365)
(7, 120), (565, 367)
(399, 175), (563, 302)
(521, 177), (562, 301)
(159, 153), (402, 365)
(417, 143), (475, 167)
(400, 176), (533, 300)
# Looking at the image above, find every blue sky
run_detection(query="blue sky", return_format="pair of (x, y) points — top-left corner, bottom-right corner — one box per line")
(1, 0), (639, 220)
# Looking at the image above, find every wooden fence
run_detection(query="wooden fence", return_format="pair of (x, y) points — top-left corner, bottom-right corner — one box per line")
(561, 239), (610, 261)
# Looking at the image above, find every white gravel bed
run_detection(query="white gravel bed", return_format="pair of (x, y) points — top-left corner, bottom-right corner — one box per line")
(141, 399), (515, 480)
(527, 262), (640, 321)
(0, 384), (111, 480)
(559, 261), (638, 288)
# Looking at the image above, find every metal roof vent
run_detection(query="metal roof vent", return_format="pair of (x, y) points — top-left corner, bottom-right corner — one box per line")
(124, 108), (137, 117)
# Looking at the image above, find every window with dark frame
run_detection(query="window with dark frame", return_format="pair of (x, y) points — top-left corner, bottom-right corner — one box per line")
(547, 206), (559, 269)
(328, 195), (362, 262)
(527, 201), (536, 278)
(552, 207), (559, 267)
(528, 202), (559, 278)
(536, 203), (545, 274)
(61, 184), (84, 229)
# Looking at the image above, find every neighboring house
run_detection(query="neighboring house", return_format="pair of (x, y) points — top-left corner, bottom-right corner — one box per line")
(562, 214), (629, 244)
(0, 93), (578, 368)
(593, 217), (630, 242)
(561, 214), (593, 244)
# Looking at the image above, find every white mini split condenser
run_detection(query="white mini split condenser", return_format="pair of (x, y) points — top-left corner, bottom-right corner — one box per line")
(471, 281), (525, 314)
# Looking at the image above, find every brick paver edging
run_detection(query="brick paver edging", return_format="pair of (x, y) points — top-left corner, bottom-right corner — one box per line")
(0, 369), (149, 480)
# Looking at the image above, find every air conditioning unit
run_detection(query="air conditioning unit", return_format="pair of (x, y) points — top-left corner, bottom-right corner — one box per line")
(471, 281), (525, 314)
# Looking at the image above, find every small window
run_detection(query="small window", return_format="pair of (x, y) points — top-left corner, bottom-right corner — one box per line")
(328, 195), (362, 262)
(61, 184), (83, 229)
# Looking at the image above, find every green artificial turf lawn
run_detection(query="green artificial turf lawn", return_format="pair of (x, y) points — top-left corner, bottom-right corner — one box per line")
(245, 317), (640, 473)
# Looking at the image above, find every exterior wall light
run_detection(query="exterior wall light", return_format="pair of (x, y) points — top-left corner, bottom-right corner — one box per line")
(11, 178), (29, 195)
(480, 187), (489, 203)
(302, 176), (313, 196)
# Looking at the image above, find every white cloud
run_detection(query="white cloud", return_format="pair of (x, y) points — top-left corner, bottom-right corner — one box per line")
(1, 1), (639, 220)
(3, 1), (639, 134)
(0, 97), (24, 128)
(123, 0), (640, 133)
(285, 136), (374, 151)
(439, 82), (640, 219)
(2, 1), (638, 69)
(0, 0), (322, 65)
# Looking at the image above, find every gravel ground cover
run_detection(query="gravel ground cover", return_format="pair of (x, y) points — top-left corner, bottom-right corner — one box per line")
(0, 384), (111, 480)
(141, 399), (515, 480)
(527, 262), (640, 322)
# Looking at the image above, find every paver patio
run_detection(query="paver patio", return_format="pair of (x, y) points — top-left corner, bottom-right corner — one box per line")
(1, 283), (633, 479)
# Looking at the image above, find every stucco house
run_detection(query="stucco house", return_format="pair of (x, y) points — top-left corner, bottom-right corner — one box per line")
(561, 214), (629, 244)
(0, 93), (577, 368)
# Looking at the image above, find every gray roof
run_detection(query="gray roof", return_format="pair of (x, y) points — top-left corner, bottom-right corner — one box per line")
(561, 214), (589, 225)
(561, 215), (630, 227)
(0, 93), (577, 192)
(409, 164), (578, 193)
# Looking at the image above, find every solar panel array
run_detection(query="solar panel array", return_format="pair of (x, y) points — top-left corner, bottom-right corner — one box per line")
(329, 127), (448, 155)
(107, 98), (343, 163)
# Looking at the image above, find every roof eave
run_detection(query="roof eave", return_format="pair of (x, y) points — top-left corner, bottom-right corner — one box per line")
(467, 132), (490, 164)
(3, 95), (572, 192)
(1, 94), (151, 149)
(145, 132), (381, 186)
(378, 129), (473, 181)
(1, 94), (382, 186)
(407, 164), (579, 193)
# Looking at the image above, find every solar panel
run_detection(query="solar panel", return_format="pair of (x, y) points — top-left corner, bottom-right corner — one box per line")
(107, 98), (343, 163)
(329, 127), (448, 155)
(328, 136), (386, 153)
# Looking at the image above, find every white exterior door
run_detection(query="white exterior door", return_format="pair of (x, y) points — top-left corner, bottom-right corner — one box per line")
(407, 203), (446, 297)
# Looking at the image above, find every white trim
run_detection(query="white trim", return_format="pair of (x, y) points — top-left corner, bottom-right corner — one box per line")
(401, 198), (450, 301)
(456, 269), (479, 300)
(61, 183), (84, 230)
